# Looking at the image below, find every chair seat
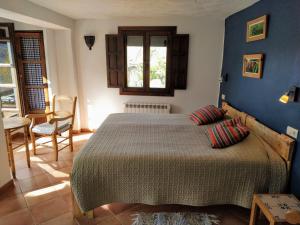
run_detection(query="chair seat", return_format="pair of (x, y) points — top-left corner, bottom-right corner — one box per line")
(32, 121), (71, 135)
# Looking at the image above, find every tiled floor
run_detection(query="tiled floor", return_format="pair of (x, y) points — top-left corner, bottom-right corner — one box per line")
(0, 133), (251, 225)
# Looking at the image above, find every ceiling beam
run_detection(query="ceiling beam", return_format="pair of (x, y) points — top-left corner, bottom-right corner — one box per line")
(0, 0), (74, 30)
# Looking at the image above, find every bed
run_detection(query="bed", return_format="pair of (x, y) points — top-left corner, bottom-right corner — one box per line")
(70, 102), (295, 219)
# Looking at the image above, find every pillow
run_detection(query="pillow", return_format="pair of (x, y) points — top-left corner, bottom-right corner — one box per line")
(218, 117), (243, 127)
(191, 105), (226, 125)
(207, 123), (249, 148)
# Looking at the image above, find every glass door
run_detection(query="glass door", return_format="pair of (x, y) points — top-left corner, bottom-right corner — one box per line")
(0, 24), (20, 118)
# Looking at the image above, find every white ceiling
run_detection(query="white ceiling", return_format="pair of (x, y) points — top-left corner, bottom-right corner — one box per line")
(28, 0), (259, 20)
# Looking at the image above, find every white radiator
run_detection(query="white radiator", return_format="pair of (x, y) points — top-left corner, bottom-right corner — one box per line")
(124, 102), (171, 114)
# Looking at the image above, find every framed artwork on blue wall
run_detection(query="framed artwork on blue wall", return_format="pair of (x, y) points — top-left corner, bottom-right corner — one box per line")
(246, 15), (268, 42)
(242, 54), (264, 79)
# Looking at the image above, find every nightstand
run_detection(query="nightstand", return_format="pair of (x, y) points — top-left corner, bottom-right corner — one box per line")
(249, 194), (300, 225)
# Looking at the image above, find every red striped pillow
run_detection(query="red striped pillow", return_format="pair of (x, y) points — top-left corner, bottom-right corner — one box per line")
(218, 117), (243, 127)
(207, 123), (249, 148)
(191, 105), (226, 125)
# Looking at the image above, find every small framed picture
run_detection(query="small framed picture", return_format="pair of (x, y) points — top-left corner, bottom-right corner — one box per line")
(246, 15), (268, 42)
(242, 54), (264, 79)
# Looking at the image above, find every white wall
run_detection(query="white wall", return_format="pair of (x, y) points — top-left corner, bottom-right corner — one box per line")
(53, 30), (81, 130)
(0, 108), (11, 187)
(75, 17), (224, 129)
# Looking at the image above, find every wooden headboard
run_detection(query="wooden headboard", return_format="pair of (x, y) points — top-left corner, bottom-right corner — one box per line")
(222, 102), (295, 171)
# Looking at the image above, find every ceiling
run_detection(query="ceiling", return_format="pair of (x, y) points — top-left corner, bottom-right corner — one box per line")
(28, 0), (259, 20)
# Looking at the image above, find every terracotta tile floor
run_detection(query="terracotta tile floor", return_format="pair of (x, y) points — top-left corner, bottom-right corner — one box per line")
(0, 133), (252, 225)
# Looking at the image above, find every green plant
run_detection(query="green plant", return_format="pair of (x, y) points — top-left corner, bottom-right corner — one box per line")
(250, 23), (263, 36)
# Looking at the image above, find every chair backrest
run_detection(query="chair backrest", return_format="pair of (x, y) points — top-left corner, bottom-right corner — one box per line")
(52, 95), (77, 125)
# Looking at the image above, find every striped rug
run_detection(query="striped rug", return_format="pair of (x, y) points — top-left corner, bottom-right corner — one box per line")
(132, 212), (220, 225)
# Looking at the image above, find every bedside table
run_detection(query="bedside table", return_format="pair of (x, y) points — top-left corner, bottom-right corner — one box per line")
(250, 194), (300, 225)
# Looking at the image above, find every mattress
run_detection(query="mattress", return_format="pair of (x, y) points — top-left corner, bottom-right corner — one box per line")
(71, 113), (287, 212)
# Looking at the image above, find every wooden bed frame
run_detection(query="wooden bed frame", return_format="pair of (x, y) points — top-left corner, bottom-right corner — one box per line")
(71, 101), (295, 220)
(222, 101), (295, 171)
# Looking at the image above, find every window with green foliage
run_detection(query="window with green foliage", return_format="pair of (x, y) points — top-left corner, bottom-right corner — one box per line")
(126, 36), (144, 88)
(0, 24), (20, 118)
(106, 27), (189, 95)
(150, 36), (167, 88)
(120, 27), (175, 96)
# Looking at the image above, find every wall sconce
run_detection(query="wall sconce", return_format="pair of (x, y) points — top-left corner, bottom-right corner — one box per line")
(84, 35), (95, 50)
(220, 73), (228, 83)
(279, 86), (299, 104)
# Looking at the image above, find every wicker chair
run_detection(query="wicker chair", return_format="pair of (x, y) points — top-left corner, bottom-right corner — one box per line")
(26, 95), (77, 161)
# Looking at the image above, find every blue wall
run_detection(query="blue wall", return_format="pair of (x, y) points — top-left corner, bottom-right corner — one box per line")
(220, 0), (300, 196)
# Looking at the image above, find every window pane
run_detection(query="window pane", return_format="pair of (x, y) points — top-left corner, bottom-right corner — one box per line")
(0, 41), (11, 64)
(0, 87), (16, 108)
(127, 36), (143, 88)
(150, 36), (167, 88)
(0, 67), (13, 84)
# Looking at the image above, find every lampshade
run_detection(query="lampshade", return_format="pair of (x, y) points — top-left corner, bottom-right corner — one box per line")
(84, 35), (95, 50)
(279, 93), (290, 104)
(279, 86), (298, 104)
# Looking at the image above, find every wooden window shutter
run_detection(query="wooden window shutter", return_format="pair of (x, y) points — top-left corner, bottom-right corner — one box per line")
(172, 34), (189, 89)
(15, 31), (49, 115)
(105, 34), (124, 88)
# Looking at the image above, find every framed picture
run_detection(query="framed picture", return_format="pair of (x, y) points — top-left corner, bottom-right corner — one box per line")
(246, 15), (268, 42)
(242, 54), (264, 79)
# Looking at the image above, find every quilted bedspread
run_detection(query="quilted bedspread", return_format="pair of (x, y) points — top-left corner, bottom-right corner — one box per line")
(71, 113), (286, 212)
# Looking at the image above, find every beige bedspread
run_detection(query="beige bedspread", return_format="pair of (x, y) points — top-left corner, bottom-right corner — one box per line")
(71, 113), (287, 212)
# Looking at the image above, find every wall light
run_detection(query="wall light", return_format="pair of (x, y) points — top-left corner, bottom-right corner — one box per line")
(279, 86), (298, 104)
(84, 35), (95, 50)
(220, 73), (228, 83)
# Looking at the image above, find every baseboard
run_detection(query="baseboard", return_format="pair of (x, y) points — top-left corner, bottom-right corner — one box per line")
(0, 179), (14, 193)
(80, 128), (96, 133)
(72, 130), (81, 134)
(72, 128), (96, 133)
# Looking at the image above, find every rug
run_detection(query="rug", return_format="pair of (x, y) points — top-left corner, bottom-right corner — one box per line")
(132, 212), (220, 225)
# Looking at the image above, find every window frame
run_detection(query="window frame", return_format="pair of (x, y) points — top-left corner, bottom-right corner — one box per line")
(119, 26), (176, 96)
(0, 23), (22, 118)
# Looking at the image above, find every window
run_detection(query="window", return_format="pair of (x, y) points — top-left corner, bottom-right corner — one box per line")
(106, 27), (189, 96)
(126, 36), (144, 88)
(149, 36), (167, 89)
(0, 24), (21, 118)
(120, 27), (174, 96)
(0, 25), (49, 118)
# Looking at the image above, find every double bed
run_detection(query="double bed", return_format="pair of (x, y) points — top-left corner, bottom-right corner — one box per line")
(70, 102), (295, 218)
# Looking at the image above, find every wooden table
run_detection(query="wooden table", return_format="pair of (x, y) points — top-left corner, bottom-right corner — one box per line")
(250, 194), (300, 225)
(3, 117), (31, 178)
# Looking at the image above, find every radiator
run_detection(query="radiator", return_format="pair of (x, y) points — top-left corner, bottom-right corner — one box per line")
(124, 102), (171, 114)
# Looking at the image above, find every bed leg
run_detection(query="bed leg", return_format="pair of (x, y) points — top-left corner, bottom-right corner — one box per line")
(71, 187), (94, 220)
(71, 189), (84, 219)
(85, 210), (94, 219)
